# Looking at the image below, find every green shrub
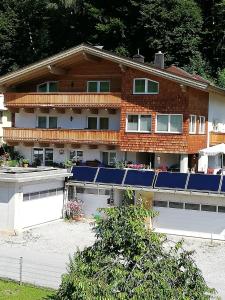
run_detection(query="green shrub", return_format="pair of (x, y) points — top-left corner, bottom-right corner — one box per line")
(51, 203), (216, 300)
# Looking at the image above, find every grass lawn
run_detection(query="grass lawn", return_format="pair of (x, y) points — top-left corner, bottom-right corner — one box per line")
(0, 279), (54, 300)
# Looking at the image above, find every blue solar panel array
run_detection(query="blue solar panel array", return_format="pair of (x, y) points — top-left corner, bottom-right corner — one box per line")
(124, 170), (155, 187)
(187, 174), (221, 192)
(155, 172), (188, 190)
(95, 168), (126, 185)
(71, 166), (225, 194)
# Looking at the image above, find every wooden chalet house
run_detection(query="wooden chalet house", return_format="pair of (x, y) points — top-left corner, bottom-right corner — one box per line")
(0, 44), (225, 172)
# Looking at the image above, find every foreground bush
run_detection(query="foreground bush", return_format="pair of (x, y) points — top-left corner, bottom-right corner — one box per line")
(52, 205), (216, 299)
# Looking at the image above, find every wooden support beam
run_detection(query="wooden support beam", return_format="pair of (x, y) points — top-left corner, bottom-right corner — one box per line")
(8, 107), (20, 113)
(54, 143), (65, 148)
(71, 143), (81, 149)
(24, 107), (34, 113)
(89, 144), (98, 149)
(82, 52), (102, 62)
(7, 141), (19, 146)
(119, 63), (126, 72)
(106, 145), (116, 150)
(23, 141), (34, 147)
(89, 108), (98, 115)
(55, 108), (66, 114)
(39, 107), (50, 113)
(47, 65), (67, 75)
(72, 108), (82, 114)
(39, 142), (50, 147)
(108, 109), (117, 115)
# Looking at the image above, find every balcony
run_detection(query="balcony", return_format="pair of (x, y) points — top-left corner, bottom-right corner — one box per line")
(210, 132), (225, 145)
(3, 128), (120, 145)
(5, 93), (122, 109)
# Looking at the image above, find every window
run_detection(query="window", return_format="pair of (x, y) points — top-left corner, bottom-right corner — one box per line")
(201, 204), (216, 212)
(0, 111), (3, 124)
(133, 78), (159, 94)
(37, 81), (58, 92)
(199, 116), (205, 134)
(169, 202), (184, 209)
(153, 200), (167, 207)
(87, 81), (110, 92)
(99, 117), (109, 130)
(126, 114), (151, 132)
(102, 151), (116, 166)
(37, 116), (58, 129)
(189, 115), (196, 134)
(156, 114), (182, 133)
(33, 148), (44, 165)
(70, 150), (83, 162)
(87, 117), (109, 130)
(185, 203), (200, 211)
(45, 148), (53, 166)
(218, 206), (225, 213)
(38, 116), (47, 128)
(49, 117), (57, 129)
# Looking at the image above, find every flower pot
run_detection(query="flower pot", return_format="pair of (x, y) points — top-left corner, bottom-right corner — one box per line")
(23, 164), (28, 168)
(72, 215), (83, 221)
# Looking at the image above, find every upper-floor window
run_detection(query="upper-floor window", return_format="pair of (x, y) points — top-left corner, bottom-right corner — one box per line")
(199, 116), (205, 134)
(126, 114), (152, 132)
(87, 116), (109, 130)
(37, 116), (58, 129)
(37, 81), (58, 93)
(189, 115), (196, 134)
(133, 78), (159, 94)
(156, 114), (183, 133)
(87, 81), (110, 92)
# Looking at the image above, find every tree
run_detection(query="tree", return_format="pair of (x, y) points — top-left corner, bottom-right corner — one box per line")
(52, 202), (215, 299)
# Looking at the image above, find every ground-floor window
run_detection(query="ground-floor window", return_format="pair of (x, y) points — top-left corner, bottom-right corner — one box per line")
(101, 151), (116, 166)
(33, 148), (53, 166)
(69, 150), (83, 163)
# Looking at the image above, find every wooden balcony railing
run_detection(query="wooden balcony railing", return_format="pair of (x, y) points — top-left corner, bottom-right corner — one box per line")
(3, 128), (120, 145)
(5, 93), (122, 109)
(210, 132), (225, 145)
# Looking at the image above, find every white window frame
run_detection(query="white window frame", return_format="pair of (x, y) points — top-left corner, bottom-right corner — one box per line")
(32, 147), (54, 166)
(69, 150), (84, 162)
(156, 114), (183, 134)
(37, 115), (58, 129)
(199, 116), (205, 134)
(37, 81), (58, 93)
(133, 78), (159, 95)
(189, 115), (197, 134)
(126, 114), (152, 133)
(102, 151), (117, 165)
(87, 80), (110, 92)
(87, 116), (109, 130)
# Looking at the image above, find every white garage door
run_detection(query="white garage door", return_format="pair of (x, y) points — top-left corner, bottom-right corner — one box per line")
(21, 189), (64, 228)
(153, 207), (225, 239)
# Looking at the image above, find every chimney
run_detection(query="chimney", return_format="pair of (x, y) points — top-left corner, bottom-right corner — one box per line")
(133, 49), (145, 63)
(154, 51), (164, 68)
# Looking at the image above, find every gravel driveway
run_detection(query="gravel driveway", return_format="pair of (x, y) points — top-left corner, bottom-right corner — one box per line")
(0, 220), (224, 298)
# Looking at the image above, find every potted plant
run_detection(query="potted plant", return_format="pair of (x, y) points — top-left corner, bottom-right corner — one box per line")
(65, 159), (73, 171)
(66, 200), (83, 221)
(22, 159), (29, 168)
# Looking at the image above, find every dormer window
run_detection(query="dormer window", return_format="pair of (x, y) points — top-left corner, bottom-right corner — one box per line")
(37, 81), (58, 92)
(133, 78), (159, 94)
(87, 81), (110, 92)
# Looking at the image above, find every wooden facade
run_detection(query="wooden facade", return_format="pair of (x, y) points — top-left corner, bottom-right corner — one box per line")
(210, 132), (225, 146)
(3, 128), (119, 145)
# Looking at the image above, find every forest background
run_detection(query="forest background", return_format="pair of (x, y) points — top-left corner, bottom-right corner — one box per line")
(0, 0), (225, 86)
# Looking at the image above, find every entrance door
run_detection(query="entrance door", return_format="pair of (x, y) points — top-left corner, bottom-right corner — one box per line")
(33, 148), (44, 166)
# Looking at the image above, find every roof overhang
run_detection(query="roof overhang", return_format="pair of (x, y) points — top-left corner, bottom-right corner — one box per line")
(0, 44), (210, 91)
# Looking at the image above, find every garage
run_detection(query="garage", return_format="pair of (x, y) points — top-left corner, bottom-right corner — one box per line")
(0, 167), (70, 233)
(152, 192), (225, 239)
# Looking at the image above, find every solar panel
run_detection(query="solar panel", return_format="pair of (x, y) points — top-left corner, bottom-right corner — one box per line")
(187, 173), (221, 192)
(124, 170), (155, 187)
(71, 166), (98, 182)
(154, 172), (188, 190)
(95, 168), (126, 185)
(219, 176), (225, 193)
